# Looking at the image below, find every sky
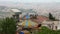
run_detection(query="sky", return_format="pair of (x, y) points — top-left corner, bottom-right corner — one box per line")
(0, 0), (60, 6)
(0, 0), (60, 4)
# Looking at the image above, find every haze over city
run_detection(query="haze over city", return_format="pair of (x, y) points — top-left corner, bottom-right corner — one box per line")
(0, 0), (60, 19)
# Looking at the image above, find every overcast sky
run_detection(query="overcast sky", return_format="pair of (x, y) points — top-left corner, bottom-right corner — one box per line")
(0, 0), (60, 4)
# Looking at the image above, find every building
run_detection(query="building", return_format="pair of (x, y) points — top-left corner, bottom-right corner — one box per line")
(11, 9), (22, 22)
(31, 16), (49, 24)
(42, 20), (60, 30)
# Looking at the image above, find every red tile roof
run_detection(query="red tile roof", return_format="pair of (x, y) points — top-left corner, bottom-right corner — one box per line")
(31, 16), (49, 23)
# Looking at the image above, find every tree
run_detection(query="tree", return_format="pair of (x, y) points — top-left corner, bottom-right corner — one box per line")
(1, 17), (16, 34)
(49, 13), (55, 21)
(0, 19), (3, 34)
(32, 15), (37, 19)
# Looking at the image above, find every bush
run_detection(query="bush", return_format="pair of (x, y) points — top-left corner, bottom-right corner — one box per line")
(38, 26), (60, 34)
(1, 17), (16, 34)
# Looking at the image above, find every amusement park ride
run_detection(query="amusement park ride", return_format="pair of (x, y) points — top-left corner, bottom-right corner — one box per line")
(14, 12), (41, 34)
